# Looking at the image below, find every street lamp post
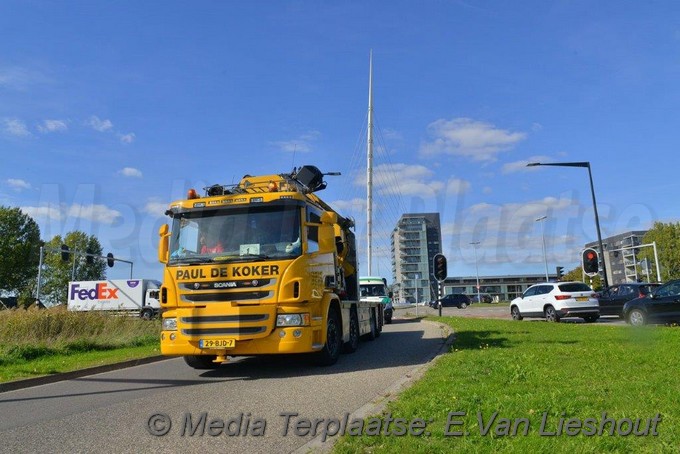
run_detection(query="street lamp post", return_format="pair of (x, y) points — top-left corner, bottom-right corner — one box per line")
(536, 216), (549, 282)
(414, 273), (419, 317)
(470, 241), (481, 303)
(526, 161), (609, 289)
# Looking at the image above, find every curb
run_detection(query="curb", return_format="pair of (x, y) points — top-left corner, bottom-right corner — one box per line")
(0, 355), (168, 394)
(292, 318), (455, 453)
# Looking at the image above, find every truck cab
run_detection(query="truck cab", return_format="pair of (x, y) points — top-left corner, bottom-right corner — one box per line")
(360, 276), (393, 324)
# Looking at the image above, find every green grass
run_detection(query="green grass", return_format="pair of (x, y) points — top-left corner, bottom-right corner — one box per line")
(0, 307), (160, 382)
(334, 317), (680, 453)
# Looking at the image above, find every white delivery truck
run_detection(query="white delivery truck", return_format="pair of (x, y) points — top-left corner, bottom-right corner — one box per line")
(67, 279), (161, 320)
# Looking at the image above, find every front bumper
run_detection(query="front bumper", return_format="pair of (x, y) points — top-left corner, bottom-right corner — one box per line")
(161, 305), (323, 356)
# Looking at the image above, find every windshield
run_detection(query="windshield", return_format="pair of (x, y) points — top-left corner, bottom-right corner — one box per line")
(168, 204), (302, 264)
(360, 284), (387, 297)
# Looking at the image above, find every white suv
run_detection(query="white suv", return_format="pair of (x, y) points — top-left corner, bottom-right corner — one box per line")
(510, 282), (599, 323)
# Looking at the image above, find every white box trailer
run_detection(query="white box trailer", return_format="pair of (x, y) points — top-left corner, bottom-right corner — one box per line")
(67, 279), (161, 320)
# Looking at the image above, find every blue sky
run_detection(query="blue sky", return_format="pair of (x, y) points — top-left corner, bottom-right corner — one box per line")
(1, 1), (679, 282)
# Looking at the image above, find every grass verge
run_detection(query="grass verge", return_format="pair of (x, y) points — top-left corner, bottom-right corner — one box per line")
(0, 307), (160, 383)
(334, 317), (680, 453)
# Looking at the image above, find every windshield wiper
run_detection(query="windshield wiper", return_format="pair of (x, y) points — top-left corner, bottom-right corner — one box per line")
(170, 257), (214, 265)
(240, 253), (270, 259)
(211, 253), (271, 263)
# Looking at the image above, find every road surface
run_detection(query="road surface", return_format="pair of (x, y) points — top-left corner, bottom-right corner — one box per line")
(0, 318), (448, 453)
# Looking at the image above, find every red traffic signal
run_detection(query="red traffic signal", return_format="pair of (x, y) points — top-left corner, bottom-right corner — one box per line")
(582, 248), (599, 275)
(433, 253), (447, 281)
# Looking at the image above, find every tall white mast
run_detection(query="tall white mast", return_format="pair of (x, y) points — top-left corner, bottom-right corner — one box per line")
(366, 50), (374, 275)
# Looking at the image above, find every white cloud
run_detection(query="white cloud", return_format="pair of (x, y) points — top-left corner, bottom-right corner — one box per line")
(22, 203), (122, 224)
(37, 119), (68, 133)
(119, 132), (135, 144)
(0, 66), (49, 90)
(66, 204), (122, 224)
(86, 115), (114, 132)
(144, 200), (169, 215)
(354, 163), (471, 197)
(419, 118), (526, 161)
(6, 179), (31, 193)
(6, 178), (31, 191)
(2, 118), (31, 137)
(21, 205), (63, 221)
(271, 130), (321, 153)
(502, 156), (554, 174)
(119, 167), (143, 178)
(330, 197), (366, 214)
(451, 195), (578, 237)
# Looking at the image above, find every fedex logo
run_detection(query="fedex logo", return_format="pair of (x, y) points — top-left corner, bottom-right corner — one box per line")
(70, 283), (119, 301)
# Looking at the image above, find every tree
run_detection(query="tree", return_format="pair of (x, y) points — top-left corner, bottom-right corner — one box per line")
(40, 231), (106, 305)
(0, 206), (41, 294)
(640, 222), (680, 282)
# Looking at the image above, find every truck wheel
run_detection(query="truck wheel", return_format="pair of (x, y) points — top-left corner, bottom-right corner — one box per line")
(343, 309), (360, 353)
(362, 309), (377, 341)
(184, 355), (220, 369)
(140, 308), (154, 320)
(315, 309), (342, 366)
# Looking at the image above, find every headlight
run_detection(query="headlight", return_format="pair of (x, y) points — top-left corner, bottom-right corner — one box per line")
(162, 317), (178, 331)
(276, 313), (310, 327)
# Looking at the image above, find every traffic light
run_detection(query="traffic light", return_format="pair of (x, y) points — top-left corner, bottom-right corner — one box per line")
(556, 266), (564, 281)
(433, 253), (447, 281)
(86, 248), (94, 264)
(582, 248), (599, 275)
(60, 244), (70, 261)
(106, 252), (115, 267)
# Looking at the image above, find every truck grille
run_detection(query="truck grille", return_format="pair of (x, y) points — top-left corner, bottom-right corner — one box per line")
(182, 326), (267, 336)
(181, 291), (271, 303)
(178, 307), (276, 340)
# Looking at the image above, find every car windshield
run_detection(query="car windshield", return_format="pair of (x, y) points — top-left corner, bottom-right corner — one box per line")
(168, 204), (302, 264)
(558, 283), (592, 292)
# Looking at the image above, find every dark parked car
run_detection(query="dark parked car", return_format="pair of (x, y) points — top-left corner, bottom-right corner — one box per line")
(469, 293), (493, 304)
(598, 283), (661, 317)
(623, 279), (680, 326)
(432, 293), (471, 309)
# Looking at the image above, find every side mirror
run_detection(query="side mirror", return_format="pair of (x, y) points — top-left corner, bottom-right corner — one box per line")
(158, 224), (170, 263)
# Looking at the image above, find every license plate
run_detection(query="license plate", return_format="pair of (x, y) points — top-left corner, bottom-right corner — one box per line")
(199, 339), (235, 348)
(575, 297), (588, 302)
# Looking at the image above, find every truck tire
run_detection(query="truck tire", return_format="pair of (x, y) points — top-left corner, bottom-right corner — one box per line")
(140, 308), (154, 320)
(315, 309), (342, 366)
(362, 309), (377, 341)
(343, 308), (360, 353)
(183, 355), (220, 369)
(375, 308), (381, 338)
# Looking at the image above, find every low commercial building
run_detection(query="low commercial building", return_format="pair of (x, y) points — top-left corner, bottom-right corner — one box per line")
(440, 274), (558, 302)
